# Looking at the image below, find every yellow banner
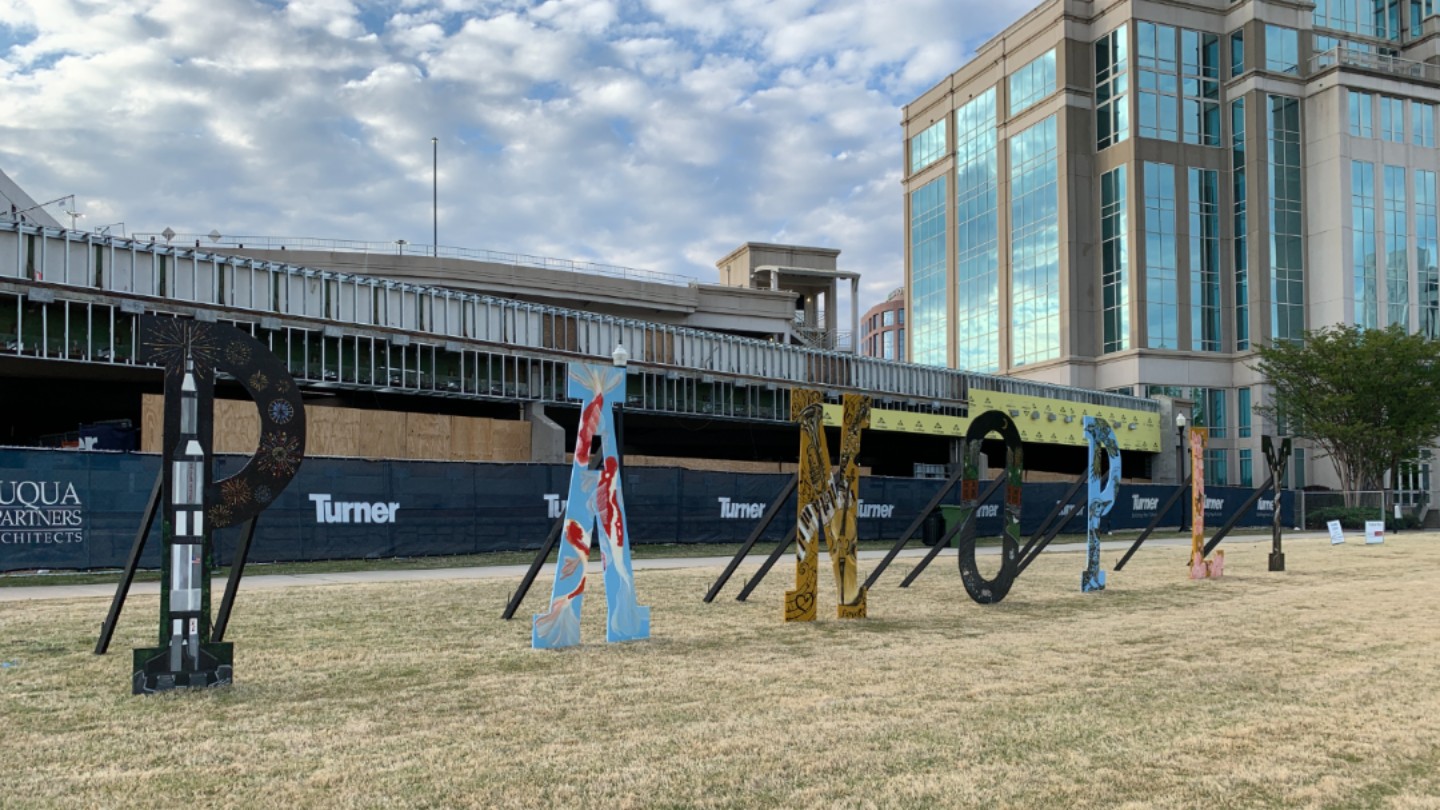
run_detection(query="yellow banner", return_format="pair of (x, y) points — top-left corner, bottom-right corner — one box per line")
(820, 388), (1162, 452)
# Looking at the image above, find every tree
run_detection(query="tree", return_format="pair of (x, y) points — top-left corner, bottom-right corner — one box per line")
(1252, 324), (1440, 495)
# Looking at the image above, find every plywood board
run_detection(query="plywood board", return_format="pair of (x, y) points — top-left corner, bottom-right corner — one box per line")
(449, 416), (493, 462)
(489, 419), (531, 462)
(213, 398), (261, 455)
(140, 394), (163, 453)
(308, 405), (361, 458)
(405, 412), (451, 461)
(355, 409), (407, 460)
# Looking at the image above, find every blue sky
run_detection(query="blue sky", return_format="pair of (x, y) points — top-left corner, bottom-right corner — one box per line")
(0, 0), (1031, 315)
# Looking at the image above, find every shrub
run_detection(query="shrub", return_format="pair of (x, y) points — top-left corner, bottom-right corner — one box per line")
(1305, 505), (1420, 531)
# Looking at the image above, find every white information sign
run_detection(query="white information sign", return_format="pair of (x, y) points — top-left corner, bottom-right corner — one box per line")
(1327, 519), (1345, 545)
(1365, 520), (1385, 544)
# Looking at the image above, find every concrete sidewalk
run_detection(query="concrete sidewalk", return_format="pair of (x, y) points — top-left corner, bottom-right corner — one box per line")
(0, 534), (1276, 603)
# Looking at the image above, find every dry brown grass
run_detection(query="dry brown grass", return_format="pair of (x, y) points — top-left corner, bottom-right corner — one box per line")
(3, 535), (1440, 808)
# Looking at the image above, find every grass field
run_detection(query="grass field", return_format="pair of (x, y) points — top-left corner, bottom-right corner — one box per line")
(3, 534), (1439, 808)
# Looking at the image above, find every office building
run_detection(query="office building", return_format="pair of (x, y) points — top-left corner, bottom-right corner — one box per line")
(860, 287), (906, 361)
(902, 0), (1440, 498)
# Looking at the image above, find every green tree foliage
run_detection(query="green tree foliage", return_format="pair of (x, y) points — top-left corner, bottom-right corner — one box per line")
(1253, 324), (1440, 493)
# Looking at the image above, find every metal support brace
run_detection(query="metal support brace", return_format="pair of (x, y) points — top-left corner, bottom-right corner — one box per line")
(213, 517), (258, 643)
(1202, 475), (1275, 557)
(500, 515), (566, 620)
(703, 475), (797, 602)
(95, 470), (162, 655)
(1113, 476), (1191, 571)
(897, 475), (1005, 588)
(1016, 473), (1086, 574)
(734, 525), (799, 602)
(862, 463), (965, 590)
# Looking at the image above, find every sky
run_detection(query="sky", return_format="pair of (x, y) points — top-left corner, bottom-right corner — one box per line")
(0, 0), (1033, 316)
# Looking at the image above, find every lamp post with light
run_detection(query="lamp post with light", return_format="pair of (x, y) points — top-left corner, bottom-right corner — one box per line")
(1175, 412), (1189, 485)
(612, 343), (628, 470)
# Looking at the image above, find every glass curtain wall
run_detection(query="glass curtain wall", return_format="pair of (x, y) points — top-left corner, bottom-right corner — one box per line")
(1010, 115), (1061, 366)
(1102, 166), (1129, 353)
(1144, 162), (1179, 348)
(1269, 95), (1305, 342)
(955, 89), (1000, 372)
(909, 176), (948, 365)
(1190, 168), (1221, 351)
(1353, 160), (1379, 329)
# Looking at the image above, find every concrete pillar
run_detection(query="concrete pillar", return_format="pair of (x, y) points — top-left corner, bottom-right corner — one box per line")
(525, 402), (567, 463)
(1151, 396), (1194, 485)
(850, 277), (860, 355)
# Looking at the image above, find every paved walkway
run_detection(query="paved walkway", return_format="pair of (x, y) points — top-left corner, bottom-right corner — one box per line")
(0, 534), (1289, 603)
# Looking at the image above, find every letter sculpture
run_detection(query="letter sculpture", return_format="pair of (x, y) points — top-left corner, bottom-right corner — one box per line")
(1263, 435), (1292, 572)
(785, 390), (869, 621)
(1081, 416), (1121, 592)
(1188, 427), (1223, 579)
(957, 410), (1024, 604)
(133, 316), (306, 694)
(532, 362), (650, 648)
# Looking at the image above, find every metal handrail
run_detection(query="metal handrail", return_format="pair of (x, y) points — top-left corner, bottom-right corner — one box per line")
(1310, 45), (1440, 83)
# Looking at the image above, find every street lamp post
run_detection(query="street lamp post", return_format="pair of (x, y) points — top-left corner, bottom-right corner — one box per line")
(612, 343), (629, 470)
(431, 136), (438, 257)
(1176, 412), (1190, 531)
(1175, 412), (1189, 485)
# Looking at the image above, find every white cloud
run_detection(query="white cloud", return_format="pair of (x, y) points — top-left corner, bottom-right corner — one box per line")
(0, 0), (1038, 316)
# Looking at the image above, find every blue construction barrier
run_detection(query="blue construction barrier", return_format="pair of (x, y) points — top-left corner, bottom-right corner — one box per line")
(0, 448), (1294, 572)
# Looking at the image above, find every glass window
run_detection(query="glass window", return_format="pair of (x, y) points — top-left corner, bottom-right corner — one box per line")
(1295, 448), (1307, 489)
(1265, 25), (1300, 73)
(1353, 160), (1379, 329)
(1413, 101), (1435, 147)
(1233, 98), (1250, 350)
(956, 89), (1000, 372)
(883, 310), (895, 327)
(1349, 91), (1373, 137)
(1381, 96), (1405, 142)
(882, 330), (895, 360)
(1385, 165), (1409, 327)
(1009, 49), (1057, 116)
(1418, 170), (1440, 338)
(1010, 115), (1061, 366)
(1239, 448), (1253, 488)
(1137, 22), (1179, 141)
(909, 118), (947, 174)
(1269, 95), (1305, 343)
(1144, 162), (1178, 348)
(1238, 388), (1252, 438)
(1096, 25), (1130, 149)
(1182, 29), (1221, 146)
(1205, 448), (1228, 486)
(1192, 388), (1226, 438)
(1315, 0), (1400, 39)
(1190, 168), (1221, 351)
(1230, 30), (1244, 77)
(1102, 165), (1129, 353)
(909, 175), (948, 366)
